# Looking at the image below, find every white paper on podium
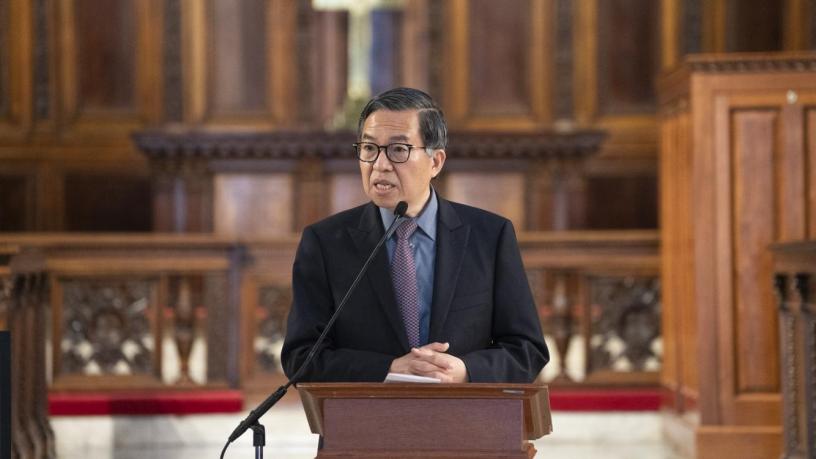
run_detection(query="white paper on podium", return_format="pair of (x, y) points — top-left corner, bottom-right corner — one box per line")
(383, 372), (441, 384)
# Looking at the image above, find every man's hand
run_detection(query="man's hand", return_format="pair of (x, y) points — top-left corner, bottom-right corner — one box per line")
(389, 342), (467, 383)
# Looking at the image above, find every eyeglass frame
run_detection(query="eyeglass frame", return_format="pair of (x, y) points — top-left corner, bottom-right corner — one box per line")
(353, 142), (432, 164)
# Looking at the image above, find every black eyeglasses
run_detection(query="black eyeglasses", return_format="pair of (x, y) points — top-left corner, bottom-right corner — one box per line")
(353, 142), (427, 163)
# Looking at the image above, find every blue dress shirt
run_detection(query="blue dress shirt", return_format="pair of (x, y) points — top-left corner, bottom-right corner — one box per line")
(379, 189), (438, 346)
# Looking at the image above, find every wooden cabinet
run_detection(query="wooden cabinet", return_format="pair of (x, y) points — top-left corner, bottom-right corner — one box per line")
(659, 53), (816, 459)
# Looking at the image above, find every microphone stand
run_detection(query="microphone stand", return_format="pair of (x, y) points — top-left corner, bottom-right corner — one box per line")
(220, 202), (409, 459)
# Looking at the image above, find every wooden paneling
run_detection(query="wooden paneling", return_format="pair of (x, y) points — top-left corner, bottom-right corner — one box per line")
(0, 0), (32, 139)
(0, 174), (33, 231)
(208, 0), (267, 114)
(574, 0), (659, 159)
(729, 109), (780, 395)
(726, 0), (784, 52)
(308, 11), (348, 127)
(659, 54), (816, 456)
(810, 108), (816, 238)
(597, 0), (659, 116)
(660, 108), (698, 411)
(57, 0), (161, 139)
(328, 172), (367, 217)
(184, 0), (295, 127)
(445, 0), (552, 130)
(76, 0), (136, 111)
(445, 172), (526, 230)
(214, 174), (293, 236)
(0, 0), (8, 119)
(468, 0), (531, 117)
(585, 175), (657, 229)
(63, 174), (152, 232)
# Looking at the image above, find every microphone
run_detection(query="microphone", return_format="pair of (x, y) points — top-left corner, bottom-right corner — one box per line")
(221, 201), (409, 457)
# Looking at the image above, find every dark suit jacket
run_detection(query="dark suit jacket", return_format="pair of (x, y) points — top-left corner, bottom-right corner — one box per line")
(281, 196), (549, 383)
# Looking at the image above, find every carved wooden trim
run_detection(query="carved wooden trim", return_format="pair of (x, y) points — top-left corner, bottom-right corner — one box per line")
(684, 53), (816, 73)
(133, 129), (606, 161)
(776, 274), (801, 454)
(163, 0), (183, 122)
(33, 0), (50, 120)
(553, 0), (573, 121)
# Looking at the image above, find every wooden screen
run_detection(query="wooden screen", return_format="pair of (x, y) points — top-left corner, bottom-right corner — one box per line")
(659, 55), (816, 458)
(57, 0), (160, 137)
(185, 0), (295, 127)
(445, 0), (552, 130)
(597, 0), (660, 116)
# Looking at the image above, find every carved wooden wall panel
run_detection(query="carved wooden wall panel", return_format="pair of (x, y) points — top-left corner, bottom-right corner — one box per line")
(575, 0), (659, 159)
(725, 0), (784, 52)
(810, 108), (816, 238)
(729, 109), (782, 395)
(57, 0), (161, 139)
(445, 171), (527, 230)
(183, 0), (295, 127)
(63, 173), (152, 231)
(444, 0), (552, 130)
(660, 107), (698, 412)
(0, 173), (34, 231)
(659, 55), (816, 458)
(213, 173), (294, 236)
(597, 0), (659, 116)
(0, 0), (32, 139)
(328, 172), (368, 216)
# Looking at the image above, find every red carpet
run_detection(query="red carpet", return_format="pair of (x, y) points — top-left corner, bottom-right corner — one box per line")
(49, 390), (243, 416)
(49, 388), (660, 415)
(548, 388), (662, 411)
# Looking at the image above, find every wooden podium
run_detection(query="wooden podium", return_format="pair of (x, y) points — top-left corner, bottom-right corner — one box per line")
(297, 383), (552, 458)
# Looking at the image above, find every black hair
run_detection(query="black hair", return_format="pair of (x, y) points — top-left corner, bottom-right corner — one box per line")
(357, 87), (448, 150)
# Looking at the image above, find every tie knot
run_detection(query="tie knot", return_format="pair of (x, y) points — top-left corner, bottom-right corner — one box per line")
(395, 218), (418, 240)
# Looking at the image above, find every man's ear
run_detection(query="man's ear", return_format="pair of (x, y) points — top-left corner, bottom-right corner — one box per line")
(431, 149), (446, 178)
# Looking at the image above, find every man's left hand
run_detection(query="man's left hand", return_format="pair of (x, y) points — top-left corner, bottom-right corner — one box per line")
(410, 342), (467, 383)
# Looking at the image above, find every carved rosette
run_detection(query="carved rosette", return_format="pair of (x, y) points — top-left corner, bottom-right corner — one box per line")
(60, 279), (155, 376)
(587, 276), (661, 374)
(255, 285), (292, 374)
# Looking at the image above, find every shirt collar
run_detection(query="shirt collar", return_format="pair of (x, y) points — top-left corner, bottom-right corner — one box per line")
(378, 188), (438, 241)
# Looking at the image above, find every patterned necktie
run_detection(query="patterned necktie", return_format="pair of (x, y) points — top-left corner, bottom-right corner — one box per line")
(391, 218), (421, 348)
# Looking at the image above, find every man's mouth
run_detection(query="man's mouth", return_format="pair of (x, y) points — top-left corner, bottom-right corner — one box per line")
(373, 180), (396, 192)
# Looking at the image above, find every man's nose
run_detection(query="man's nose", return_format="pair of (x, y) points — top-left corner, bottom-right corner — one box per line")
(372, 148), (393, 171)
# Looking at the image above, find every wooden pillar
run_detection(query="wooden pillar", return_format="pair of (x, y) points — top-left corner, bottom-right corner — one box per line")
(151, 159), (214, 232)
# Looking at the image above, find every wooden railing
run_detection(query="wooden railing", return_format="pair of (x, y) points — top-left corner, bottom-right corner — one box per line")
(772, 242), (816, 459)
(0, 231), (659, 400)
(0, 235), (244, 391)
(1, 245), (54, 459)
(240, 231), (661, 389)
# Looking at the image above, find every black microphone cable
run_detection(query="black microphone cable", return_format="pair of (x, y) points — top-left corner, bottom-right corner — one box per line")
(220, 201), (409, 458)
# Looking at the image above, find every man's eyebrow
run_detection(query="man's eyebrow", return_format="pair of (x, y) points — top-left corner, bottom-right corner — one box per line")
(361, 133), (376, 141)
(389, 135), (410, 142)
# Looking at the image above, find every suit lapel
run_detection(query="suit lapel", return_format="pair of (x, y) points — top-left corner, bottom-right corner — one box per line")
(429, 198), (469, 343)
(347, 203), (410, 352)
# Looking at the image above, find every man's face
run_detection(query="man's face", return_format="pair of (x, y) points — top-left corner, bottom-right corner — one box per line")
(359, 109), (445, 216)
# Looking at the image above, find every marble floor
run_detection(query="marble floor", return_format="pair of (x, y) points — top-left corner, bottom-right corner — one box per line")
(52, 402), (684, 459)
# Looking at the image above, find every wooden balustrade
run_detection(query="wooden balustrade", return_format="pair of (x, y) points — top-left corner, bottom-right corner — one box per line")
(772, 242), (816, 459)
(0, 235), (244, 391)
(0, 230), (659, 403)
(1, 245), (54, 459)
(519, 230), (661, 385)
(240, 230), (661, 390)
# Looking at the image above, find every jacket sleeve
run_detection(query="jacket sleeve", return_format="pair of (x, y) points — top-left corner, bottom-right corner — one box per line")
(280, 226), (395, 382)
(460, 219), (550, 383)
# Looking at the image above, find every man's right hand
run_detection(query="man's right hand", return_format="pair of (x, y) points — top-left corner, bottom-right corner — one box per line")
(389, 342), (453, 378)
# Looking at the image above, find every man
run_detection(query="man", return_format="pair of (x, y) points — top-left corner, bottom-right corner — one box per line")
(281, 87), (548, 383)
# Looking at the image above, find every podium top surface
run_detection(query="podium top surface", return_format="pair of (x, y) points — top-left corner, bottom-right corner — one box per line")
(296, 382), (552, 440)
